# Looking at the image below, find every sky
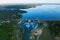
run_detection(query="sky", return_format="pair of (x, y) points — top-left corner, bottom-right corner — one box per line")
(0, 0), (60, 5)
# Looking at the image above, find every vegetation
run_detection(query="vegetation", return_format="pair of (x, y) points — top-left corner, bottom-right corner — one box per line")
(0, 4), (36, 21)
(0, 4), (36, 40)
(0, 10), (27, 21)
(47, 21), (60, 37)
(40, 21), (60, 40)
(4, 4), (36, 9)
(0, 21), (17, 40)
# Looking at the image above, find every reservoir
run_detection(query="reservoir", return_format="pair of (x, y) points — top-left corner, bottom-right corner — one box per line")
(20, 5), (60, 40)
(22, 5), (60, 20)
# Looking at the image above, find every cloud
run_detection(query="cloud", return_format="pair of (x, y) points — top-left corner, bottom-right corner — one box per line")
(0, 0), (60, 5)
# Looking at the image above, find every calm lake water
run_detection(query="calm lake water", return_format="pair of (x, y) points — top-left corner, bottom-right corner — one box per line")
(22, 5), (60, 20)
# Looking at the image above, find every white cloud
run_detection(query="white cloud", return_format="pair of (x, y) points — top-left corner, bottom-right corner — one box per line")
(0, 0), (60, 5)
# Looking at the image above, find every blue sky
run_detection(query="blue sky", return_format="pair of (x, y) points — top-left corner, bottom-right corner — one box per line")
(0, 0), (60, 5)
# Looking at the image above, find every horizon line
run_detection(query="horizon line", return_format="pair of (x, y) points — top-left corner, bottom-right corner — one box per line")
(0, 3), (60, 6)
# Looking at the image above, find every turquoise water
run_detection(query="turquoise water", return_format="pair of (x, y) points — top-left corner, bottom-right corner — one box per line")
(20, 22), (39, 40)
(22, 5), (60, 20)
